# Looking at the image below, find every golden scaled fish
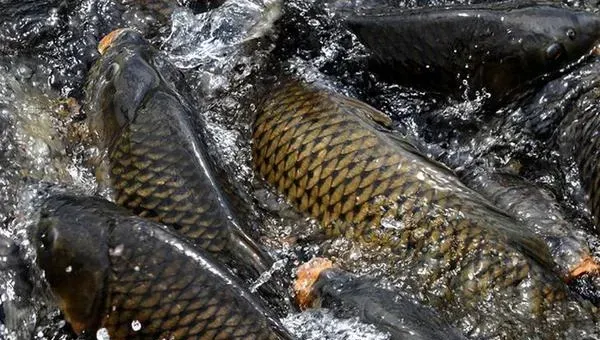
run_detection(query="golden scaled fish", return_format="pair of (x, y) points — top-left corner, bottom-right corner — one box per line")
(252, 80), (597, 338)
(85, 29), (282, 297)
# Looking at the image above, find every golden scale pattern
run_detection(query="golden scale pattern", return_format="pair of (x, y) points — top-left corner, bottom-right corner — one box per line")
(252, 82), (573, 313)
(100, 221), (285, 340)
(107, 99), (230, 253)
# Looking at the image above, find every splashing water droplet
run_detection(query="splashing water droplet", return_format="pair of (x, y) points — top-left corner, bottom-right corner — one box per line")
(250, 258), (287, 292)
(96, 328), (110, 340)
(65, 266), (72, 273)
(131, 320), (142, 332)
(109, 244), (124, 256)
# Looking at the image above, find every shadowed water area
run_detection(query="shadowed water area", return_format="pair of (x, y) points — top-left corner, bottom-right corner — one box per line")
(2, 0), (600, 339)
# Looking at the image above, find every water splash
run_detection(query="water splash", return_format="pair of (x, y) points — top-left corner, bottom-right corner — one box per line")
(282, 309), (390, 340)
(250, 258), (287, 293)
(163, 0), (281, 70)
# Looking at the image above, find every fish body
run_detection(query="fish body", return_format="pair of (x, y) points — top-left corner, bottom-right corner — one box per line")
(32, 195), (293, 339)
(252, 80), (596, 337)
(559, 74), (600, 227)
(461, 168), (595, 279)
(85, 29), (276, 290)
(346, 1), (600, 102)
(294, 258), (466, 340)
(312, 268), (466, 340)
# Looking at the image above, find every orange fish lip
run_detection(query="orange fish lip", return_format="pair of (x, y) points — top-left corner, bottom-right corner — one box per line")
(294, 257), (334, 310)
(97, 28), (129, 55)
(568, 255), (600, 280)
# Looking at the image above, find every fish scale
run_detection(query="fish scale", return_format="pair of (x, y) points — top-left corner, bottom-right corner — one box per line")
(252, 81), (597, 337)
(109, 117), (228, 251)
(85, 30), (288, 304)
(34, 196), (292, 339)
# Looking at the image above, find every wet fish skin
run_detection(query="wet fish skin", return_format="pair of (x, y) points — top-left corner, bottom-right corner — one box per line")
(460, 168), (594, 279)
(559, 77), (600, 227)
(252, 80), (596, 337)
(32, 195), (293, 339)
(311, 268), (467, 340)
(131, 0), (226, 21)
(346, 1), (600, 102)
(0, 0), (72, 54)
(85, 29), (275, 289)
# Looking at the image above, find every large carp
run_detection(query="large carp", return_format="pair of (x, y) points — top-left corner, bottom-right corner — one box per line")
(346, 1), (600, 103)
(251, 80), (597, 338)
(84, 29), (287, 309)
(32, 195), (293, 339)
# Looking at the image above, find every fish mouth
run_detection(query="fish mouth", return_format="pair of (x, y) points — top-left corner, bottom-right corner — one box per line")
(97, 28), (130, 55)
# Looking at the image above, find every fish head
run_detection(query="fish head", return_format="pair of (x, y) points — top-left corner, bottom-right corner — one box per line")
(519, 8), (600, 70)
(85, 28), (162, 150)
(32, 197), (111, 335)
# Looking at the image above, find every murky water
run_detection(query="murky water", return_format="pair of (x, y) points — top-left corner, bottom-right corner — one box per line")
(2, 0), (600, 338)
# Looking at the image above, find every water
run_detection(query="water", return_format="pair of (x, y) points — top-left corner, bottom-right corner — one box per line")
(1, 0), (600, 338)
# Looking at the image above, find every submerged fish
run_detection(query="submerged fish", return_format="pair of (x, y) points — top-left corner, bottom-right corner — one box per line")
(346, 1), (600, 103)
(252, 80), (597, 338)
(84, 28), (281, 298)
(461, 168), (600, 279)
(294, 257), (466, 340)
(32, 195), (293, 339)
(558, 64), (600, 228)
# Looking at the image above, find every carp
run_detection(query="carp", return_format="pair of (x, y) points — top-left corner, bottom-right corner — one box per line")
(461, 168), (599, 279)
(346, 1), (600, 103)
(294, 257), (466, 340)
(32, 195), (293, 339)
(85, 29), (278, 292)
(251, 79), (597, 338)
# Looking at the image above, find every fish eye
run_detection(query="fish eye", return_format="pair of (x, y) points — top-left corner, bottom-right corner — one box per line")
(566, 28), (576, 40)
(103, 63), (120, 82)
(545, 43), (566, 61)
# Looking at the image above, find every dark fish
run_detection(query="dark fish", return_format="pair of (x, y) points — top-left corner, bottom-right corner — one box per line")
(184, 0), (227, 13)
(252, 80), (597, 338)
(559, 64), (600, 228)
(498, 55), (600, 142)
(131, 0), (226, 20)
(0, 0), (72, 54)
(294, 258), (466, 340)
(461, 168), (599, 279)
(32, 195), (293, 339)
(346, 1), (600, 103)
(85, 29), (279, 295)
(0, 233), (35, 337)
